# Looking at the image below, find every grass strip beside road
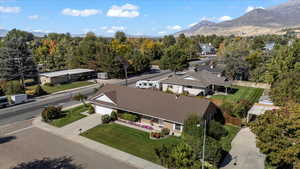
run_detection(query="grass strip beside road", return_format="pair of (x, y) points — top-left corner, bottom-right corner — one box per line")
(27, 81), (95, 94)
(50, 105), (87, 127)
(81, 123), (182, 164)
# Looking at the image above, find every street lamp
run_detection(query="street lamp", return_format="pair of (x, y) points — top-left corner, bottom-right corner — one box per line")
(197, 119), (207, 169)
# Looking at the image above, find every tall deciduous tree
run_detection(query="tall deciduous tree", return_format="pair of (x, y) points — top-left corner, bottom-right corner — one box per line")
(0, 35), (38, 88)
(159, 45), (188, 73)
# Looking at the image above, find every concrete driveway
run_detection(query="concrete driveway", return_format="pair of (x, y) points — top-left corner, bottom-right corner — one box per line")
(220, 127), (265, 169)
(0, 127), (137, 169)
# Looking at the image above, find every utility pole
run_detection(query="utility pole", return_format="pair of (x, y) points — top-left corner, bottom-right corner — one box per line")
(202, 119), (207, 169)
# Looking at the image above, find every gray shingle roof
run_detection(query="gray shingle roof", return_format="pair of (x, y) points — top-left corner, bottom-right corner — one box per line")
(90, 84), (216, 124)
(161, 70), (231, 88)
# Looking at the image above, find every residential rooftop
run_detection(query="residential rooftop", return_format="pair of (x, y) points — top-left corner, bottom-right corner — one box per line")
(89, 84), (217, 124)
(161, 70), (231, 88)
(40, 69), (95, 78)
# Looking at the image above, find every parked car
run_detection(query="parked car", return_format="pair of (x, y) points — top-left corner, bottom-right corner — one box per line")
(0, 96), (9, 108)
(11, 94), (28, 104)
(135, 80), (160, 89)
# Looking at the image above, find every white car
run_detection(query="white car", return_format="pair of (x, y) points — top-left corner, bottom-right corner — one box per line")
(136, 80), (160, 89)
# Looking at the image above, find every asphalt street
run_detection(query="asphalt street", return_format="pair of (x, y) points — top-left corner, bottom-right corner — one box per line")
(0, 70), (172, 126)
(0, 127), (138, 169)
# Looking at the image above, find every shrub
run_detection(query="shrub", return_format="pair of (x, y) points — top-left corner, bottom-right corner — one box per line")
(120, 113), (138, 122)
(161, 128), (170, 137)
(41, 106), (63, 122)
(207, 120), (228, 140)
(0, 87), (4, 96)
(151, 132), (161, 138)
(204, 136), (224, 166)
(233, 100), (251, 118)
(110, 111), (118, 121)
(33, 85), (48, 96)
(220, 101), (235, 117)
(183, 114), (202, 138)
(44, 83), (54, 87)
(87, 104), (95, 114)
(102, 114), (111, 124)
(4, 81), (25, 95)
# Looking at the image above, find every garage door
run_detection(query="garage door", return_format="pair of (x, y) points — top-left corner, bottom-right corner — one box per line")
(95, 106), (113, 115)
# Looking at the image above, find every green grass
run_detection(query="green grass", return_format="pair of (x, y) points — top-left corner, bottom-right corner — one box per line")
(27, 81), (94, 94)
(211, 86), (264, 104)
(219, 125), (240, 152)
(81, 123), (182, 164)
(50, 105), (88, 127)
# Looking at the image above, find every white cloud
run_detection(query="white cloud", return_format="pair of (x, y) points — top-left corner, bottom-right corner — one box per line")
(166, 25), (182, 31)
(188, 22), (197, 28)
(218, 16), (232, 22)
(100, 26), (126, 33)
(28, 15), (39, 20)
(245, 6), (264, 13)
(0, 6), (20, 13)
(107, 3), (139, 18)
(158, 31), (167, 35)
(62, 8), (101, 17)
(32, 29), (51, 33)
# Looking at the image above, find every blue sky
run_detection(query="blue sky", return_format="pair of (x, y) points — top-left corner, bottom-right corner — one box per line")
(0, 0), (288, 36)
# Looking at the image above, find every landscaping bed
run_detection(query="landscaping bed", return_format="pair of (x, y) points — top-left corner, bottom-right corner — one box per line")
(49, 105), (88, 127)
(81, 123), (182, 164)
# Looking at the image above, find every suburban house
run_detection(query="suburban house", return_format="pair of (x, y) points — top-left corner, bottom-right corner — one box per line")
(89, 84), (219, 135)
(264, 42), (275, 51)
(199, 43), (216, 55)
(40, 69), (96, 85)
(160, 70), (232, 96)
(196, 63), (226, 77)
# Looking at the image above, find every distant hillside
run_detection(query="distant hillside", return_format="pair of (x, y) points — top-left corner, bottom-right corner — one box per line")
(178, 0), (300, 36)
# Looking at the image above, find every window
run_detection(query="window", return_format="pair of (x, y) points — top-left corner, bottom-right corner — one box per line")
(167, 85), (173, 89)
(175, 124), (181, 131)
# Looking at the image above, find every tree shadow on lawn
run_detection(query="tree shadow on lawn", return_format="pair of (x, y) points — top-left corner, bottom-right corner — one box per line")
(0, 136), (16, 144)
(11, 156), (83, 169)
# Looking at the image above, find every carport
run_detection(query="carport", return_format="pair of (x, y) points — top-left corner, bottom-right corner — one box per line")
(247, 103), (279, 123)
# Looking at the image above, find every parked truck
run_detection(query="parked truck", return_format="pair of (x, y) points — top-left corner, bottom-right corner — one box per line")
(11, 94), (28, 105)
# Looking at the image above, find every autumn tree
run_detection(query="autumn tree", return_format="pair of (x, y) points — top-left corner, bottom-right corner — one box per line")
(250, 103), (300, 168)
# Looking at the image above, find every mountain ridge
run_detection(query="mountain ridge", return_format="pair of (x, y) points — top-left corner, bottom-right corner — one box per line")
(178, 0), (300, 36)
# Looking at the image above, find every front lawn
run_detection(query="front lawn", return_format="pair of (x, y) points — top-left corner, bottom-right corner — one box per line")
(219, 125), (240, 152)
(50, 105), (88, 127)
(27, 81), (94, 94)
(81, 123), (182, 164)
(211, 86), (264, 104)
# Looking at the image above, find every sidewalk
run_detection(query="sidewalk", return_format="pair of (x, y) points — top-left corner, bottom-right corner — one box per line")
(33, 115), (166, 169)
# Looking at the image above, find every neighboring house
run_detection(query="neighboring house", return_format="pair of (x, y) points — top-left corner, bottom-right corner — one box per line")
(199, 43), (216, 55)
(160, 70), (231, 96)
(89, 84), (219, 135)
(196, 63), (226, 77)
(40, 69), (96, 85)
(246, 91), (279, 122)
(264, 42), (275, 51)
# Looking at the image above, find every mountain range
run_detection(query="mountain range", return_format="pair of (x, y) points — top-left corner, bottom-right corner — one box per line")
(178, 0), (300, 36)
